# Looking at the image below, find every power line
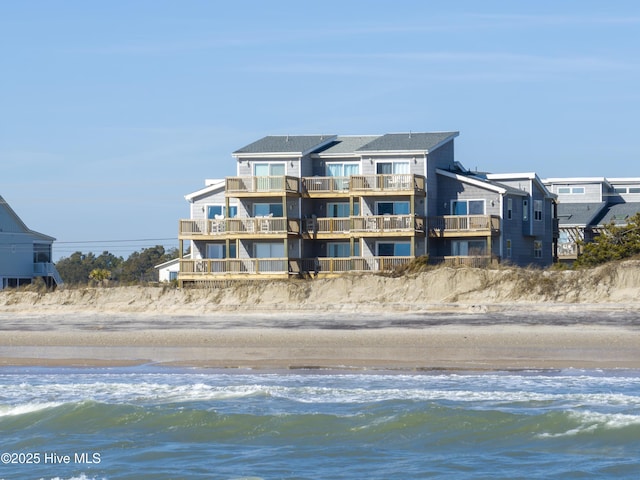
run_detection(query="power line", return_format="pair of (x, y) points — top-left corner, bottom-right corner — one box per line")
(55, 237), (176, 245)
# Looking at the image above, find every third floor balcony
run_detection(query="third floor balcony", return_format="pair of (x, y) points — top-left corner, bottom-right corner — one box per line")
(225, 174), (426, 198)
(302, 174), (425, 196)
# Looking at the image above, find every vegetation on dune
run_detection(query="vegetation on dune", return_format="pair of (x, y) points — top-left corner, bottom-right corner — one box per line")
(574, 212), (640, 268)
(55, 246), (178, 286)
(48, 213), (640, 289)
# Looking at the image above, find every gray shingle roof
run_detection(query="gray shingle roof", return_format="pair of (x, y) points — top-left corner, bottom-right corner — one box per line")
(233, 135), (336, 155)
(356, 131), (459, 153)
(556, 202), (607, 226)
(593, 202), (640, 226)
(313, 135), (381, 155)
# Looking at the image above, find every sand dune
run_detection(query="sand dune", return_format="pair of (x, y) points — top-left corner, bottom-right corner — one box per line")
(2, 261), (640, 315)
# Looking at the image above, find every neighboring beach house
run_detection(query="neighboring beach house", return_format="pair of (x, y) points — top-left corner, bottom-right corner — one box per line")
(178, 132), (557, 285)
(432, 169), (557, 267)
(543, 177), (640, 263)
(0, 195), (63, 289)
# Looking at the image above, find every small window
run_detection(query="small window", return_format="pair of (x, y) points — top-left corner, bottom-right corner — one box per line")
(614, 187), (627, 194)
(558, 187), (571, 194)
(534, 240), (543, 258)
(629, 188), (640, 194)
(506, 239), (512, 258)
(534, 200), (543, 221)
(451, 199), (485, 216)
(507, 198), (513, 220)
(572, 187), (585, 194)
(207, 205), (237, 219)
(523, 199), (529, 221)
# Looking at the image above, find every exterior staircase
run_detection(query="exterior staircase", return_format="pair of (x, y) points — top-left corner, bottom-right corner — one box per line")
(34, 262), (64, 287)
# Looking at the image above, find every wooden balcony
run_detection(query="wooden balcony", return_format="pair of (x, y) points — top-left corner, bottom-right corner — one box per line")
(179, 217), (300, 238)
(302, 174), (425, 196)
(296, 256), (412, 274)
(430, 255), (499, 268)
(180, 258), (289, 275)
(557, 242), (580, 259)
(303, 215), (425, 238)
(428, 215), (501, 237)
(179, 256), (413, 278)
(225, 176), (300, 196)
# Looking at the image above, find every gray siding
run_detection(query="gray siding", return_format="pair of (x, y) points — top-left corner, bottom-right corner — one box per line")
(0, 232), (34, 276)
(548, 182), (604, 203)
(425, 140), (455, 217)
(190, 190), (228, 221)
(436, 176), (501, 216)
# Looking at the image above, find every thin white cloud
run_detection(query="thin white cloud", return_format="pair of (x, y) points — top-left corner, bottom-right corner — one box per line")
(468, 12), (640, 28)
(241, 50), (639, 82)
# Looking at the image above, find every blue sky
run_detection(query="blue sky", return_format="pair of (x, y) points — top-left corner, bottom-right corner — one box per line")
(2, 1), (640, 260)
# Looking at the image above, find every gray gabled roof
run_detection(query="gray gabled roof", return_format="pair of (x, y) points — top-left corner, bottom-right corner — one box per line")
(437, 169), (528, 196)
(556, 202), (607, 227)
(0, 195), (55, 241)
(233, 135), (336, 156)
(593, 202), (640, 226)
(356, 131), (458, 153)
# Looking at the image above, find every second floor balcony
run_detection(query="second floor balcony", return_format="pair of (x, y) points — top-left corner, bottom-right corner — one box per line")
(305, 215), (426, 237)
(428, 215), (501, 237)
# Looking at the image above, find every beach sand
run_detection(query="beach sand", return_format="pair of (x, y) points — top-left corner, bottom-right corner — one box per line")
(2, 262), (640, 370)
(1, 317), (638, 370)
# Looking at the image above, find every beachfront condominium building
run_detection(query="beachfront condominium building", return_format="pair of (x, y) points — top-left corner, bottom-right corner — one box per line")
(0, 195), (63, 289)
(178, 132), (557, 285)
(543, 177), (640, 263)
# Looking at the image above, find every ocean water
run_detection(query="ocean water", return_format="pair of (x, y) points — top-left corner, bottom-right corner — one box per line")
(0, 367), (639, 480)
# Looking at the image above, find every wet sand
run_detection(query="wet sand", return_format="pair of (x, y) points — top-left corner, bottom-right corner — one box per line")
(1, 317), (639, 370)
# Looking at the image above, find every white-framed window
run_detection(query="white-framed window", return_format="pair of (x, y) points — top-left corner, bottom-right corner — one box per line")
(506, 239), (512, 258)
(534, 200), (543, 221)
(558, 186), (585, 194)
(253, 203), (284, 217)
(534, 240), (543, 258)
(254, 162), (286, 176)
(452, 239), (487, 256)
(376, 201), (410, 215)
(507, 198), (513, 220)
(451, 199), (485, 215)
(206, 205), (237, 219)
(376, 241), (411, 256)
(376, 161), (410, 174)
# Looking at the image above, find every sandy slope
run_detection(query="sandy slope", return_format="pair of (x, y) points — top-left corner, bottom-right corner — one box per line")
(1, 261), (640, 315)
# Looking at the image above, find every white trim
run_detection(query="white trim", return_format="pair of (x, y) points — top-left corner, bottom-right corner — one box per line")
(185, 181), (226, 202)
(436, 168), (508, 194)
